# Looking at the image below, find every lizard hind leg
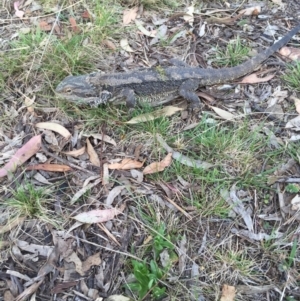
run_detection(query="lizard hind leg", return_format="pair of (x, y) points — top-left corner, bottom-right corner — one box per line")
(178, 79), (202, 108)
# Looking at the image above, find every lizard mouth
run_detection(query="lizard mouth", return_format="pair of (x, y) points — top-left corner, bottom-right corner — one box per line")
(55, 91), (100, 105)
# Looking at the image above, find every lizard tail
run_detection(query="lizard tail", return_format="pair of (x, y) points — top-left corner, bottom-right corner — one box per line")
(200, 23), (300, 85)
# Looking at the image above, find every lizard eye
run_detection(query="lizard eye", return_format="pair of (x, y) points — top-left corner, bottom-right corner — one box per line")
(65, 88), (72, 94)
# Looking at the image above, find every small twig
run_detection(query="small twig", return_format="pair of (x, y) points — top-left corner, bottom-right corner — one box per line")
(276, 183), (286, 219)
(279, 273), (289, 301)
(99, 124), (106, 183)
(74, 236), (142, 261)
(276, 178), (300, 183)
(38, 8), (61, 65)
(165, 196), (192, 219)
(41, 142), (96, 175)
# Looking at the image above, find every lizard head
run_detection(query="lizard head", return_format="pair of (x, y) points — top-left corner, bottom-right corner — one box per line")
(55, 75), (113, 107)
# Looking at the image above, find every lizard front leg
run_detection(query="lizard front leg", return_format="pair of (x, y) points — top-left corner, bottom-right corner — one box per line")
(178, 79), (201, 108)
(121, 88), (137, 108)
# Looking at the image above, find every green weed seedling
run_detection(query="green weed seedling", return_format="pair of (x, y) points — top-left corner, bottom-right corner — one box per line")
(279, 238), (298, 272)
(214, 36), (250, 67)
(10, 27), (48, 56)
(153, 223), (175, 260)
(215, 250), (256, 277)
(4, 183), (57, 226)
(286, 297), (297, 301)
(282, 62), (300, 92)
(288, 239), (298, 268)
(139, 0), (179, 9)
(90, 2), (120, 43)
(285, 184), (300, 194)
(126, 222), (175, 300)
(127, 259), (166, 300)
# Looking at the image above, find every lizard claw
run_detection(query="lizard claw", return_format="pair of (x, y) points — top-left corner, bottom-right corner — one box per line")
(188, 101), (203, 114)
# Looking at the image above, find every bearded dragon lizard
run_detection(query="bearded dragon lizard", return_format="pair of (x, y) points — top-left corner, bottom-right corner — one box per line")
(55, 23), (300, 108)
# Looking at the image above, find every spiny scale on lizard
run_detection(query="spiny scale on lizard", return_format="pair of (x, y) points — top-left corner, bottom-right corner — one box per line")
(55, 23), (300, 108)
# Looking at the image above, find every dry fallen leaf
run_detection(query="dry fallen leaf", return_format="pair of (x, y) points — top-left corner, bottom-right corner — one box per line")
(102, 39), (117, 50)
(291, 96), (300, 114)
(82, 252), (102, 273)
(239, 72), (275, 84)
(135, 20), (156, 37)
(35, 122), (71, 139)
(178, 235), (187, 274)
(120, 38), (135, 52)
(64, 252), (84, 275)
(126, 106), (184, 124)
(4, 290), (15, 301)
(210, 106), (236, 121)
(6, 270), (31, 282)
(239, 5), (261, 16)
(24, 95), (35, 113)
(26, 164), (72, 172)
(183, 5), (194, 26)
(223, 186), (253, 232)
(237, 284), (275, 295)
(156, 134), (213, 169)
(15, 279), (43, 301)
(0, 135), (42, 177)
(39, 21), (52, 31)
(102, 163), (109, 185)
(220, 284), (236, 301)
(82, 10), (91, 19)
(86, 138), (100, 167)
(197, 92), (215, 103)
(270, 0), (284, 8)
(63, 147), (86, 157)
(16, 240), (53, 257)
(73, 204), (126, 223)
(150, 24), (167, 45)
(207, 13), (244, 25)
(267, 86), (288, 107)
(43, 129), (58, 147)
(291, 194), (300, 211)
(108, 158), (144, 170)
(14, 1), (25, 18)
(123, 7), (138, 25)
(83, 133), (117, 146)
(231, 228), (283, 241)
(51, 282), (77, 294)
(279, 46), (300, 61)
(66, 252), (102, 277)
(69, 17), (80, 33)
(106, 295), (131, 301)
(143, 153), (172, 174)
(286, 115), (300, 129)
(289, 134), (300, 141)
(105, 186), (126, 206)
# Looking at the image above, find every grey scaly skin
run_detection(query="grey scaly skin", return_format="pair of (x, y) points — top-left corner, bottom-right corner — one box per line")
(55, 23), (300, 108)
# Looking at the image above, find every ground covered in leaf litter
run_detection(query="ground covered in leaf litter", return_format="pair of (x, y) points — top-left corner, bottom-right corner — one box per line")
(1, 0), (300, 300)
